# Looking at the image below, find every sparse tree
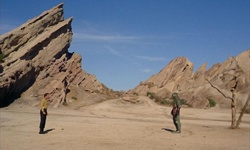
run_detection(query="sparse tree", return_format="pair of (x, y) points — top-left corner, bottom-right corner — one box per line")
(206, 57), (249, 129)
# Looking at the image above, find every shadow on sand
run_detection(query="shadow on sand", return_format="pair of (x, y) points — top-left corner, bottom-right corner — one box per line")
(44, 128), (55, 134)
(162, 128), (176, 133)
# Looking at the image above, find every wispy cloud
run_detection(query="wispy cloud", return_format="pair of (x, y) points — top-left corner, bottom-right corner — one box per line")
(134, 55), (167, 62)
(104, 47), (162, 75)
(141, 68), (152, 73)
(105, 46), (125, 57)
(73, 32), (139, 43)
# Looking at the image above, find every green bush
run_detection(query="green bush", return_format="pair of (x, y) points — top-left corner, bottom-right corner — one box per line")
(72, 96), (77, 101)
(160, 99), (172, 105)
(63, 101), (68, 106)
(147, 92), (193, 107)
(180, 99), (192, 107)
(146, 92), (154, 98)
(180, 99), (187, 105)
(147, 92), (162, 102)
(208, 98), (216, 107)
(244, 108), (250, 114)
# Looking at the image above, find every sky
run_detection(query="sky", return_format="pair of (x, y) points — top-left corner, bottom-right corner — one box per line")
(1, 0), (249, 91)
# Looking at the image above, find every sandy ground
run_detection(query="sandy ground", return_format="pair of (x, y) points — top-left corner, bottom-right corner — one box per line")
(1, 96), (250, 150)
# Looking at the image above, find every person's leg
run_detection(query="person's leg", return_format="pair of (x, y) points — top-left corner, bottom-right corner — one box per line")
(176, 115), (181, 133)
(173, 117), (178, 131)
(39, 111), (46, 134)
(172, 116), (181, 133)
(43, 115), (47, 130)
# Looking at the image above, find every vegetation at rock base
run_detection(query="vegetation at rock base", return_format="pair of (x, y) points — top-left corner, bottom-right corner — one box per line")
(72, 96), (77, 101)
(207, 98), (216, 107)
(147, 92), (192, 107)
(147, 92), (162, 102)
(160, 99), (172, 105)
(244, 108), (250, 114)
(63, 101), (68, 106)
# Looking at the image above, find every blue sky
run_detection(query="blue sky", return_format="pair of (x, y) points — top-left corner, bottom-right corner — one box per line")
(1, 0), (249, 91)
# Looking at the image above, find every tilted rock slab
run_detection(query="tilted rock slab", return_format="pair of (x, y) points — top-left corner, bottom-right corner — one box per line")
(0, 3), (112, 107)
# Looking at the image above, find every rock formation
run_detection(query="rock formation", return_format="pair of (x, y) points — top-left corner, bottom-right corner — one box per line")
(0, 3), (249, 110)
(0, 3), (116, 107)
(129, 50), (250, 109)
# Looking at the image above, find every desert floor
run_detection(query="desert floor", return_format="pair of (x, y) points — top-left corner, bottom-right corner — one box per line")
(1, 96), (250, 150)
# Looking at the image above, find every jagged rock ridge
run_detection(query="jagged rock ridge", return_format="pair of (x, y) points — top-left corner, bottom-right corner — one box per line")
(0, 3), (116, 107)
(129, 50), (250, 109)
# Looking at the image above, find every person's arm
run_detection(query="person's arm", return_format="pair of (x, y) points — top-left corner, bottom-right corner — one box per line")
(42, 107), (46, 115)
(41, 99), (47, 115)
(176, 99), (181, 115)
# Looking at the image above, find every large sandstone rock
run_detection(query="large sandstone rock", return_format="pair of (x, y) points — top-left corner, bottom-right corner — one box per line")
(131, 57), (193, 97)
(130, 50), (250, 109)
(0, 3), (115, 107)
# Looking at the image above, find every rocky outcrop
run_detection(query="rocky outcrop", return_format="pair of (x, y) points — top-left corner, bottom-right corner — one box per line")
(131, 57), (194, 98)
(129, 50), (250, 109)
(0, 3), (249, 109)
(0, 3), (116, 107)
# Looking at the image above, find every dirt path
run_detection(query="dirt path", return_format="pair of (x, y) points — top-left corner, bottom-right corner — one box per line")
(1, 97), (250, 150)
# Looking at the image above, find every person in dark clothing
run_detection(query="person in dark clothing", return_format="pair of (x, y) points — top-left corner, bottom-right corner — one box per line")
(39, 93), (49, 134)
(171, 93), (182, 133)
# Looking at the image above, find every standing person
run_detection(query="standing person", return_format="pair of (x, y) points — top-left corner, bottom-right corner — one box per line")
(171, 93), (182, 133)
(39, 93), (49, 134)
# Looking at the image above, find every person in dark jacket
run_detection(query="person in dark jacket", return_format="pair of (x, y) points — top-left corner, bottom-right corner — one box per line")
(171, 93), (182, 133)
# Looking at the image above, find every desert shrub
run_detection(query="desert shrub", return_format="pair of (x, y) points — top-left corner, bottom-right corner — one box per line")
(207, 98), (216, 107)
(72, 96), (77, 101)
(180, 99), (192, 107)
(147, 92), (162, 102)
(63, 101), (68, 106)
(180, 99), (187, 105)
(147, 92), (192, 107)
(161, 99), (172, 105)
(244, 108), (250, 114)
(146, 92), (153, 98)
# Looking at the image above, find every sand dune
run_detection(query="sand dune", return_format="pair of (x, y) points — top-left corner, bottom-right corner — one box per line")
(1, 96), (250, 150)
